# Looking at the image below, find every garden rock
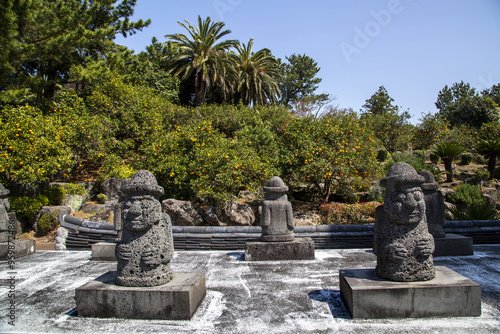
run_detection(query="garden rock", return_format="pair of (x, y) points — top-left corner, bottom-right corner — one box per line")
(81, 202), (106, 214)
(374, 162), (435, 282)
(8, 212), (22, 238)
(101, 177), (124, 201)
(294, 212), (321, 226)
(62, 194), (87, 212)
(89, 208), (113, 224)
(202, 202), (255, 226)
(162, 199), (203, 226)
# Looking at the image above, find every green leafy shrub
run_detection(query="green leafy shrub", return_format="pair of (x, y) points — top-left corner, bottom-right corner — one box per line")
(447, 184), (487, 206)
(376, 149), (388, 162)
(460, 152), (473, 165)
(9, 195), (49, 219)
(96, 193), (107, 204)
(319, 202), (382, 225)
(430, 152), (440, 164)
(43, 186), (66, 206)
(37, 210), (60, 236)
(0, 105), (74, 184)
(447, 202), (499, 220)
(64, 183), (87, 195)
(279, 113), (380, 202)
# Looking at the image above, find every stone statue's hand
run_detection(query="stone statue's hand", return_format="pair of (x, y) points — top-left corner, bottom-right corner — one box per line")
(389, 243), (407, 260)
(417, 239), (433, 257)
(142, 249), (160, 267)
(116, 244), (132, 261)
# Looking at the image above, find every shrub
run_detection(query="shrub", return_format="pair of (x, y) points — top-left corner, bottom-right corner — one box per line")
(0, 105), (74, 184)
(64, 183), (87, 196)
(43, 186), (66, 206)
(460, 152), (473, 165)
(319, 202), (382, 225)
(279, 113), (380, 202)
(37, 211), (60, 236)
(430, 152), (440, 164)
(447, 184), (487, 206)
(376, 149), (388, 162)
(447, 202), (499, 220)
(9, 195), (49, 219)
(96, 193), (107, 204)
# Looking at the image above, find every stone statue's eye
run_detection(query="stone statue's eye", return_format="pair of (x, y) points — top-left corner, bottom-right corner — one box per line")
(414, 192), (423, 201)
(397, 194), (406, 202)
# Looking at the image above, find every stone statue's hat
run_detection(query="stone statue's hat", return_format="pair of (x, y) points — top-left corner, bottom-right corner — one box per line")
(0, 183), (10, 197)
(418, 170), (439, 191)
(121, 170), (164, 197)
(380, 162), (425, 189)
(263, 176), (288, 193)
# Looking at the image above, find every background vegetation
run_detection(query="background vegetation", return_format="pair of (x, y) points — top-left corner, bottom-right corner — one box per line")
(1, 2), (499, 226)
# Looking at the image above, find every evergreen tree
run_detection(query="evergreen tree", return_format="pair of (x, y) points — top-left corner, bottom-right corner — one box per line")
(0, 0), (150, 103)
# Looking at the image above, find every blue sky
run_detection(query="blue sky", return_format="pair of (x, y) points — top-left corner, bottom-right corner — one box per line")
(115, 0), (500, 124)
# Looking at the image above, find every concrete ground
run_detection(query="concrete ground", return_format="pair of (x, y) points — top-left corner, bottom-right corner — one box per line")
(1, 245), (500, 333)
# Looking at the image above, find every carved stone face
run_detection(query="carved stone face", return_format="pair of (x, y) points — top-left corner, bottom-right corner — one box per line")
(384, 186), (425, 225)
(122, 196), (161, 231)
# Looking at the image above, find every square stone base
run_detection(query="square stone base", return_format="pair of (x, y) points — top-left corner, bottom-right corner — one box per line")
(91, 241), (116, 261)
(245, 237), (315, 261)
(433, 233), (473, 256)
(75, 271), (206, 320)
(0, 239), (36, 260)
(339, 266), (481, 319)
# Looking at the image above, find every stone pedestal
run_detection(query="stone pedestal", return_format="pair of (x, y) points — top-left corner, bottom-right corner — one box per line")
(245, 237), (315, 261)
(0, 239), (36, 260)
(75, 271), (206, 320)
(91, 240), (116, 261)
(339, 266), (481, 319)
(433, 233), (473, 256)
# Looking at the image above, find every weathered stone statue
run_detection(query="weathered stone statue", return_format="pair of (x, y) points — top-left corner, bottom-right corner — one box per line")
(418, 170), (446, 238)
(0, 184), (11, 243)
(260, 176), (294, 242)
(115, 170), (174, 287)
(373, 163), (435, 281)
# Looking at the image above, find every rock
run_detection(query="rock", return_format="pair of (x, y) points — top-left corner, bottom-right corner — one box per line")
(294, 212), (321, 226)
(89, 208), (113, 224)
(81, 202), (106, 214)
(101, 177), (124, 202)
(202, 202), (256, 226)
(162, 199), (203, 226)
(115, 170), (174, 287)
(374, 163), (435, 282)
(62, 194), (87, 212)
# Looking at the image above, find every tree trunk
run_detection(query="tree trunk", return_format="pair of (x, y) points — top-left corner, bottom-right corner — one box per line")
(487, 155), (497, 180)
(444, 158), (453, 182)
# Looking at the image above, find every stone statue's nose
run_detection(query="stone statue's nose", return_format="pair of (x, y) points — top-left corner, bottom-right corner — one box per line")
(405, 195), (418, 209)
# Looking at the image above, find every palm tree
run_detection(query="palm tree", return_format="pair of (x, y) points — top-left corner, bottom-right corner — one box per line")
(232, 38), (281, 106)
(166, 16), (238, 106)
(431, 141), (466, 182)
(476, 138), (500, 179)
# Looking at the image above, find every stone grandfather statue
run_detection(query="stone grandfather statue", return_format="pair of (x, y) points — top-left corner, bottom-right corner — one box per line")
(0, 184), (11, 243)
(373, 162), (435, 282)
(418, 170), (445, 238)
(260, 176), (294, 242)
(115, 170), (174, 287)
